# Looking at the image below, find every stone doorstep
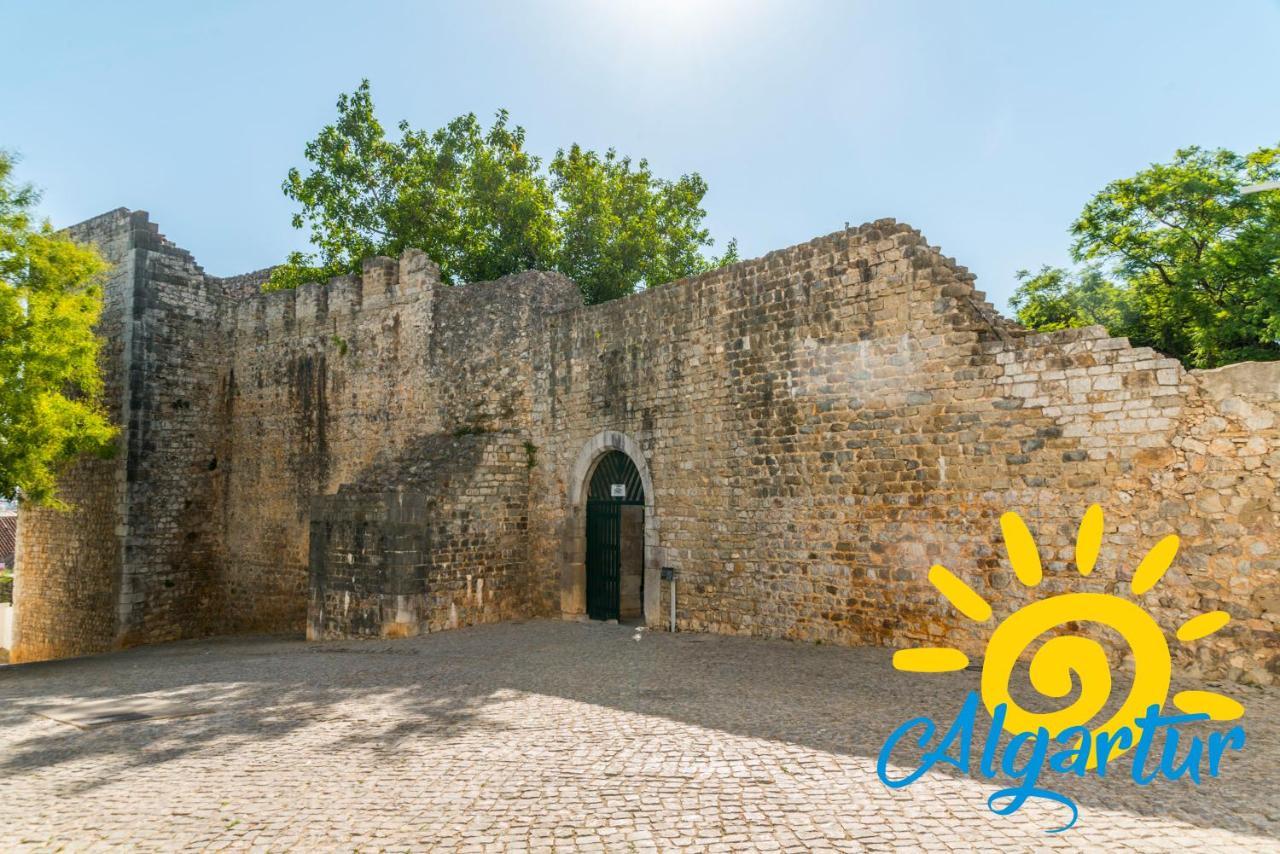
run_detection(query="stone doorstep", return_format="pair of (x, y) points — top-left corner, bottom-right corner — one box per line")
(29, 696), (209, 729)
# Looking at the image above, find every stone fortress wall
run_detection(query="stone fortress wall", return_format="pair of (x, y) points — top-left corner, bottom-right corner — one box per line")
(11, 209), (1280, 686)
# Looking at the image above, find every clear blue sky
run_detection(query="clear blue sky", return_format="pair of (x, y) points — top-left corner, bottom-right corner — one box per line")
(4, 0), (1279, 310)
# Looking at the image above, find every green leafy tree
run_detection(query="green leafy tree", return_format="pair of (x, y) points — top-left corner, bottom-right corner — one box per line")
(1010, 265), (1142, 338)
(1012, 144), (1280, 368)
(552, 145), (737, 304)
(398, 110), (558, 285)
(270, 81), (734, 302)
(0, 152), (116, 505)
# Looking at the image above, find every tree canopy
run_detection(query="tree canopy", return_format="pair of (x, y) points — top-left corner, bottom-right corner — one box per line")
(1011, 144), (1280, 368)
(0, 151), (115, 506)
(270, 81), (736, 304)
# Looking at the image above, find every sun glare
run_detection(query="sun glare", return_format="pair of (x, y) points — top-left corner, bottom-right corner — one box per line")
(595, 0), (755, 46)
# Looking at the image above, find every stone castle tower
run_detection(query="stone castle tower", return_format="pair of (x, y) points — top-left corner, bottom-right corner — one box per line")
(11, 208), (1280, 685)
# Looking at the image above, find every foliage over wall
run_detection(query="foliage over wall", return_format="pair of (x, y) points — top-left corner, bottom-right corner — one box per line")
(270, 81), (737, 305)
(1011, 143), (1280, 368)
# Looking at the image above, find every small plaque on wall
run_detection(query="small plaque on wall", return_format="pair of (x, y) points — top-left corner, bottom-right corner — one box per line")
(610, 484), (627, 498)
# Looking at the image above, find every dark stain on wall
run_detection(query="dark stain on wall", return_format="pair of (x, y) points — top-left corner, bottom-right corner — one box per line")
(288, 350), (330, 516)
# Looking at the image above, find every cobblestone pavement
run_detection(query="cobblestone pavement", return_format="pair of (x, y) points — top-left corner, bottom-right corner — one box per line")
(0, 620), (1275, 852)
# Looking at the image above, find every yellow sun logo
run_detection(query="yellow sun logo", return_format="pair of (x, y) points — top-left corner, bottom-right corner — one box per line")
(893, 505), (1244, 767)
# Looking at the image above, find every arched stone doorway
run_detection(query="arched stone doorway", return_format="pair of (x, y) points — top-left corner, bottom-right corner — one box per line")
(584, 451), (644, 621)
(563, 432), (658, 625)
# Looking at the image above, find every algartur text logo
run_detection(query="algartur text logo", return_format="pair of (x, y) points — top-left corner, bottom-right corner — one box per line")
(876, 505), (1246, 832)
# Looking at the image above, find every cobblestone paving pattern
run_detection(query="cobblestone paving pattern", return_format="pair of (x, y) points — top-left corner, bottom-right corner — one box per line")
(0, 621), (1274, 852)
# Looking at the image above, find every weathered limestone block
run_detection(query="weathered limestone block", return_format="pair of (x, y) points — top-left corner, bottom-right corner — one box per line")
(309, 433), (533, 639)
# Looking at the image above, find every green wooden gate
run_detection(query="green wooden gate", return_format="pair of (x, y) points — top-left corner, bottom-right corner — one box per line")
(585, 451), (644, 622)
(586, 500), (621, 621)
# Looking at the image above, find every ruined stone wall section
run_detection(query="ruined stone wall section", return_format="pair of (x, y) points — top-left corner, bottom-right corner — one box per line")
(308, 433), (534, 640)
(528, 220), (1011, 625)
(210, 267), (275, 301)
(528, 220), (1280, 684)
(18, 209), (240, 658)
(221, 253), (577, 635)
(976, 330), (1279, 682)
(222, 253), (443, 632)
(431, 271), (581, 433)
(115, 215), (231, 646)
(15, 208), (1278, 684)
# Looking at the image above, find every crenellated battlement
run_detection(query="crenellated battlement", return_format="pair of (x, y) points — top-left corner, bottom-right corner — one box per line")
(230, 250), (442, 338)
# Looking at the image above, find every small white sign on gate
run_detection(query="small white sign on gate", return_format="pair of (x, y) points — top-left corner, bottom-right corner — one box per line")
(610, 483), (627, 498)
